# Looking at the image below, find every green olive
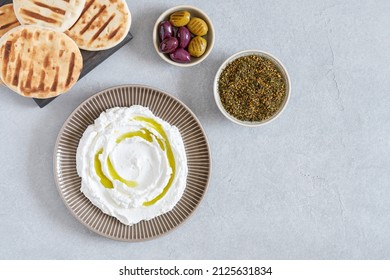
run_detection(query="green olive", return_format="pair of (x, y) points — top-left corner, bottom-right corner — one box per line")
(187, 17), (208, 36)
(188, 36), (207, 57)
(170, 11), (191, 27)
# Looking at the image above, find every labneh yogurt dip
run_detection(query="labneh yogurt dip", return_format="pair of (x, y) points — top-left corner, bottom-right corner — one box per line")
(76, 105), (188, 225)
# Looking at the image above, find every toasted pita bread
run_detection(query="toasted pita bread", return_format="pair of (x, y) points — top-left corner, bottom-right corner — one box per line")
(13, 0), (86, 32)
(0, 4), (20, 86)
(0, 4), (21, 38)
(66, 0), (131, 51)
(0, 25), (83, 99)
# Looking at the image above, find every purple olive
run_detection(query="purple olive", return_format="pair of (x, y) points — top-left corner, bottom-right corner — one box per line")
(177, 26), (191, 48)
(159, 21), (173, 41)
(159, 37), (178, 53)
(172, 27), (178, 37)
(170, 48), (191, 63)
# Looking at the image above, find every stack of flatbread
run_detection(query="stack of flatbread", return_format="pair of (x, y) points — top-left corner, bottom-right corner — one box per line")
(0, 0), (131, 99)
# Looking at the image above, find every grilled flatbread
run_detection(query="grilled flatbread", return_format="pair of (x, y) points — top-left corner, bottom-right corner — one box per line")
(0, 26), (83, 99)
(0, 4), (20, 38)
(13, 0), (86, 32)
(66, 0), (131, 51)
(0, 4), (15, 86)
(0, 4), (20, 86)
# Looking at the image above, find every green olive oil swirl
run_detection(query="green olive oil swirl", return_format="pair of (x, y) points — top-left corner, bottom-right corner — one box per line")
(107, 157), (137, 187)
(133, 117), (176, 207)
(93, 119), (175, 207)
(94, 148), (114, 189)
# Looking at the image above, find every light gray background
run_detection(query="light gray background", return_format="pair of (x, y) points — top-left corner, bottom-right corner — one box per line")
(1, 0), (389, 259)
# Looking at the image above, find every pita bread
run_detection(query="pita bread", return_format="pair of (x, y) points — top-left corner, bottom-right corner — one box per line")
(0, 25), (83, 99)
(13, 0), (86, 32)
(0, 4), (21, 38)
(66, 0), (131, 51)
(0, 4), (20, 86)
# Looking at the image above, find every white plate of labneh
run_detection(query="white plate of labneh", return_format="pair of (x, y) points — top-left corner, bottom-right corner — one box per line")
(54, 85), (211, 241)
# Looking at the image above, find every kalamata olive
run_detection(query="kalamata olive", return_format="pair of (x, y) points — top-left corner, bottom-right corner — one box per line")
(159, 37), (178, 53)
(170, 48), (191, 63)
(159, 21), (173, 41)
(177, 26), (191, 48)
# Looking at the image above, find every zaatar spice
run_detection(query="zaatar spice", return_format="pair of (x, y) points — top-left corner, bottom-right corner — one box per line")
(218, 55), (286, 122)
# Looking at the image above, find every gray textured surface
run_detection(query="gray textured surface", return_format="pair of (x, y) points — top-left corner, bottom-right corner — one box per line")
(1, 0), (390, 259)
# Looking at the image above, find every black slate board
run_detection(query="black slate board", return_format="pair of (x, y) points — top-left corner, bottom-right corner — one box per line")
(0, 0), (134, 108)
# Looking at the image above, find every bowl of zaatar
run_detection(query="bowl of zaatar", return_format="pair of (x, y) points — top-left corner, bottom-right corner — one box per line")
(214, 50), (290, 126)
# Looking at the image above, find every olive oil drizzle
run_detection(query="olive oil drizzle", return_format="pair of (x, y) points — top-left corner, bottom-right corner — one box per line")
(133, 116), (176, 207)
(116, 128), (152, 144)
(93, 119), (175, 206)
(94, 148), (113, 189)
(116, 128), (165, 151)
(107, 156), (137, 188)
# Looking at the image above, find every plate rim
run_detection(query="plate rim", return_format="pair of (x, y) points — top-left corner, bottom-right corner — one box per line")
(53, 84), (212, 241)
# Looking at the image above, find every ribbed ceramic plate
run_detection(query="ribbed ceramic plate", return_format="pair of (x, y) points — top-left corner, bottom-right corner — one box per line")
(54, 85), (211, 241)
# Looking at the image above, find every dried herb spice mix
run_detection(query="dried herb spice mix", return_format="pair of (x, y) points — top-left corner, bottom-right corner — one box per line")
(218, 55), (286, 122)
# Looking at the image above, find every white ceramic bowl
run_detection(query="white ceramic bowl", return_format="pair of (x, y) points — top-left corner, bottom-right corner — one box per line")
(213, 50), (291, 127)
(153, 5), (215, 67)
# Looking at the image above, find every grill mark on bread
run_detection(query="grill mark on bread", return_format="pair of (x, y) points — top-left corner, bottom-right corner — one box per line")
(91, 14), (115, 42)
(69, 0), (95, 30)
(38, 70), (45, 91)
(25, 46), (36, 89)
(0, 21), (19, 30)
(66, 52), (75, 87)
(82, 0), (95, 14)
(108, 26), (121, 39)
(20, 9), (59, 24)
(2, 41), (12, 80)
(25, 64), (34, 89)
(59, 49), (65, 57)
(80, 5), (106, 35)
(51, 67), (59, 91)
(34, 30), (40, 40)
(33, 2), (66, 15)
(43, 54), (50, 68)
(12, 54), (22, 86)
(21, 28), (27, 39)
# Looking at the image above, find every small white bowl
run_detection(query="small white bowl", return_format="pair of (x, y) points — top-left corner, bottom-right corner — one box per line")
(213, 50), (291, 127)
(153, 5), (215, 67)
